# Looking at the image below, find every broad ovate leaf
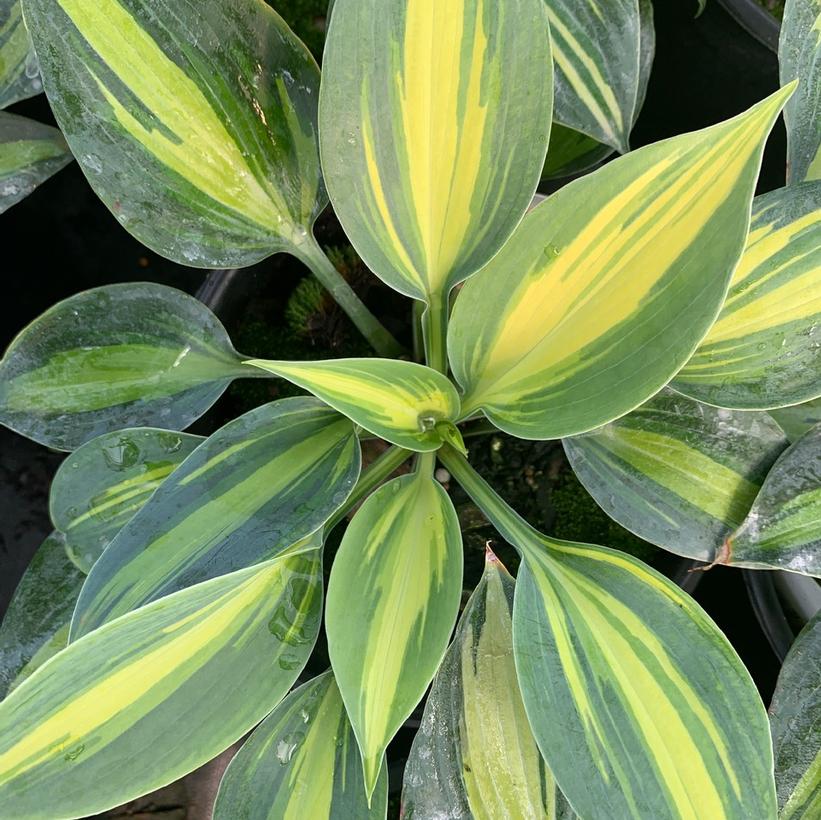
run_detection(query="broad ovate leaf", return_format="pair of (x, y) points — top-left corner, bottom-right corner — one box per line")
(771, 397), (821, 441)
(319, 0), (553, 301)
(22, 0), (324, 267)
(727, 423), (821, 576)
(214, 671), (387, 820)
(246, 358), (463, 452)
(769, 610), (821, 819)
(0, 550), (323, 818)
(0, 0), (40, 108)
(71, 398), (359, 638)
(448, 87), (793, 439)
(0, 111), (70, 213)
(326, 467), (463, 797)
(402, 550), (559, 819)
(674, 182), (821, 409)
(564, 389), (788, 562)
(0, 531), (83, 700)
(780, 0), (821, 182)
(0, 283), (250, 450)
(50, 428), (203, 573)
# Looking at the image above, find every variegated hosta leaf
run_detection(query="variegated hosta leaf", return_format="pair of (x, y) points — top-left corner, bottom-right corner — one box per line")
(71, 398), (359, 638)
(0, 550), (323, 818)
(246, 358), (463, 452)
(727, 423), (821, 576)
(780, 0), (821, 182)
(770, 610), (821, 819)
(546, 0), (641, 154)
(771, 397), (821, 441)
(0, 283), (251, 451)
(0, 0), (40, 108)
(448, 88), (793, 440)
(319, 0), (553, 301)
(402, 550), (560, 819)
(51, 428), (203, 573)
(0, 111), (70, 213)
(22, 0), (324, 267)
(674, 182), (821, 409)
(564, 389), (788, 563)
(214, 671), (388, 820)
(0, 531), (83, 700)
(542, 123), (614, 181)
(326, 467), (463, 797)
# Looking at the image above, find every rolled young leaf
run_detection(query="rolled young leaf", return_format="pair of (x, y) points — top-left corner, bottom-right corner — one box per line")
(213, 671), (388, 820)
(245, 358), (463, 452)
(769, 610), (821, 819)
(22, 0), (325, 267)
(0, 531), (83, 700)
(319, 0), (553, 302)
(0, 0), (40, 108)
(402, 548), (560, 819)
(0, 283), (251, 450)
(674, 182), (821, 409)
(564, 389), (788, 563)
(326, 465), (463, 797)
(0, 111), (70, 213)
(780, 0), (821, 182)
(0, 549), (323, 819)
(50, 428), (203, 573)
(726, 423), (821, 576)
(771, 397), (821, 441)
(71, 398), (359, 638)
(448, 87), (793, 440)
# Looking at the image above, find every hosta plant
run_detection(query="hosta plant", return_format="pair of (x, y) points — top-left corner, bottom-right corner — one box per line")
(0, 0), (820, 818)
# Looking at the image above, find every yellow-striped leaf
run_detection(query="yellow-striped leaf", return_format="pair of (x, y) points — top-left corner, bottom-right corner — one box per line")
(214, 671), (388, 820)
(71, 399), (358, 639)
(780, 0), (821, 182)
(0, 0), (40, 108)
(674, 182), (821, 409)
(0, 549), (323, 819)
(448, 88), (793, 440)
(564, 389), (788, 563)
(770, 610), (821, 819)
(0, 531), (83, 700)
(771, 397), (821, 441)
(318, 0), (553, 302)
(0, 111), (70, 213)
(546, 0), (641, 154)
(22, 0), (325, 267)
(245, 358), (463, 452)
(402, 549), (562, 819)
(726, 423), (821, 576)
(326, 466), (463, 797)
(50, 428), (203, 573)
(0, 283), (253, 451)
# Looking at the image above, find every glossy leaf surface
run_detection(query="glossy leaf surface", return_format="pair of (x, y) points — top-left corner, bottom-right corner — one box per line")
(72, 399), (358, 638)
(214, 671), (387, 820)
(780, 0), (821, 182)
(0, 283), (250, 450)
(728, 424), (821, 575)
(770, 610), (821, 819)
(51, 428), (203, 573)
(402, 551), (557, 819)
(0, 0), (40, 108)
(0, 532), (82, 700)
(564, 389), (788, 562)
(246, 358), (462, 452)
(23, 0), (324, 267)
(674, 182), (821, 409)
(0, 111), (70, 213)
(771, 398), (821, 441)
(542, 123), (613, 181)
(449, 89), (792, 439)
(326, 468), (463, 796)
(319, 0), (552, 301)
(0, 551), (322, 819)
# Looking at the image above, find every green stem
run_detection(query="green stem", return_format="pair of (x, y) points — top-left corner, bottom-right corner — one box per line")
(412, 300), (426, 362)
(291, 234), (404, 358)
(422, 292), (449, 373)
(461, 418), (500, 439)
(325, 445), (413, 531)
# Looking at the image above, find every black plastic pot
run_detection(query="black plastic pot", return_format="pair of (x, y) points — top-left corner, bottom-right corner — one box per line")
(717, 0), (781, 52)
